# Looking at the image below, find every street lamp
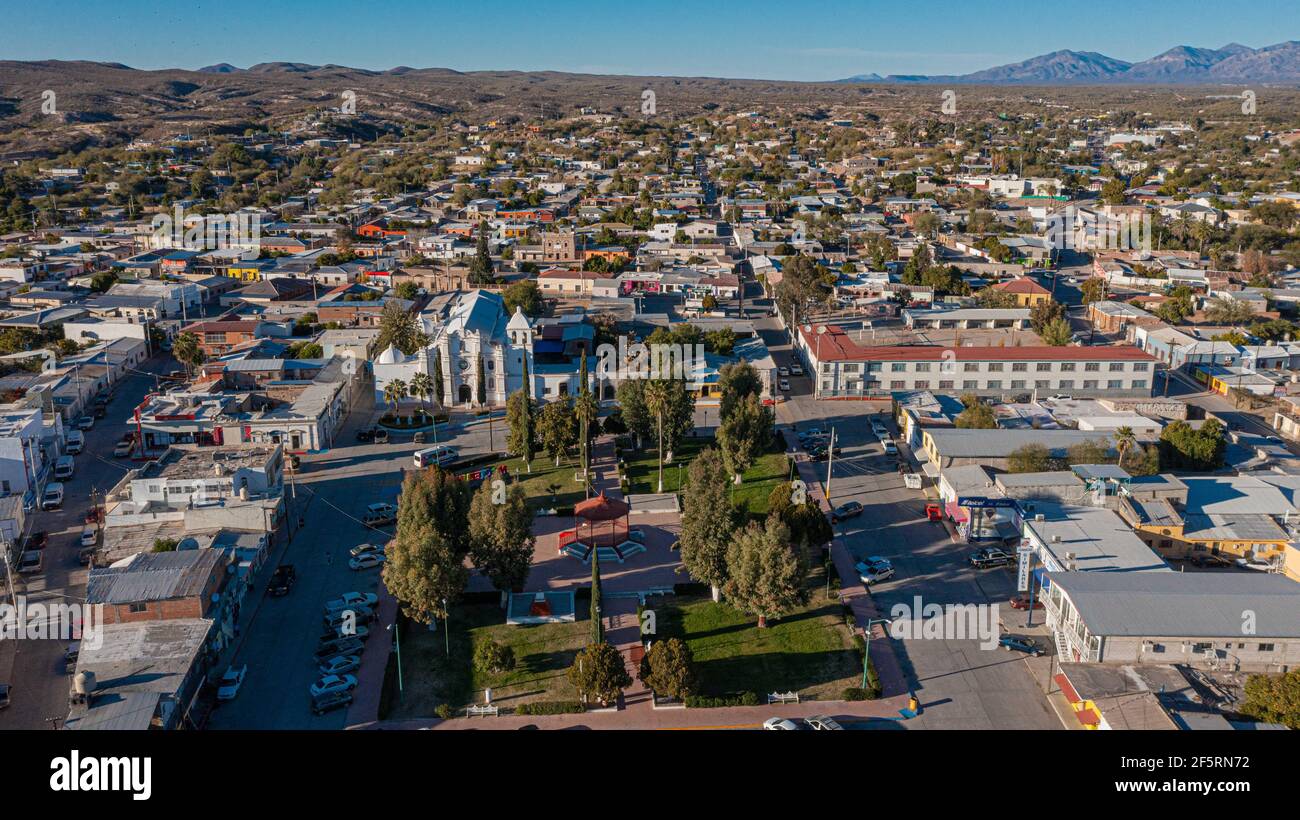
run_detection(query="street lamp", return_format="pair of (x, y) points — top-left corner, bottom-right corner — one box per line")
(814, 325), (827, 399)
(862, 616), (893, 689)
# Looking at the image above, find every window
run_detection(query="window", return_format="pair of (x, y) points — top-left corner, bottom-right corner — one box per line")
(914, 362), (930, 372)
(1058, 380), (1074, 389)
(1193, 642), (1212, 654)
(1084, 362), (1100, 372)
(963, 380), (978, 390)
(1134, 362), (1149, 372)
(1059, 362), (1075, 372)
(129, 602), (148, 614)
(890, 380), (905, 389)
(1035, 380), (1050, 388)
(1150, 644), (1166, 654)
(1258, 643), (1275, 652)
(938, 380), (954, 389)
(867, 362), (882, 372)
(1131, 379), (1147, 389)
(988, 362), (1003, 372)
(1109, 362), (1125, 372)
(1012, 362), (1028, 372)
(843, 363), (860, 373)
(1083, 380), (1098, 389)
(1036, 362), (1051, 372)
(1010, 380), (1025, 389)
(963, 362), (979, 372)
(1108, 380), (1122, 389)
(986, 380), (1001, 389)
(891, 362), (907, 372)
(914, 380), (929, 389)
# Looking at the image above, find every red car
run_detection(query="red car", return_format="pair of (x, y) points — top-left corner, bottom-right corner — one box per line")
(1009, 595), (1043, 611)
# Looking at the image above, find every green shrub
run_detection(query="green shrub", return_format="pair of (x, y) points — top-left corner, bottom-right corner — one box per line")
(514, 701), (586, 715)
(842, 687), (869, 701)
(435, 703), (453, 719)
(685, 691), (760, 708)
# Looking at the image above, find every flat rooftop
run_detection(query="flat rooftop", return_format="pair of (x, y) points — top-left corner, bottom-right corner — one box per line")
(1025, 502), (1169, 573)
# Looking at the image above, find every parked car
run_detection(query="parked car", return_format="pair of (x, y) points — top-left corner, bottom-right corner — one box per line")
(999, 635), (1043, 656)
(325, 592), (380, 613)
(969, 547), (1013, 569)
(372, 428), (389, 444)
(319, 655), (362, 677)
(63, 644), (79, 674)
(882, 441), (897, 456)
(24, 530), (47, 551)
(41, 483), (64, 511)
(76, 416), (95, 431)
(323, 606), (376, 630)
(113, 439), (135, 458)
(269, 564), (296, 596)
(311, 690), (353, 716)
(349, 553), (387, 571)
(79, 528), (97, 548)
(412, 431), (427, 444)
(857, 561), (895, 585)
(831, 501), (863, 523)
(310, 674), (358, 698)
(790, 364), (804, 376)
(1235, 557), (1275, 572)
(216, 664), (247, 701)
(322, 624), (371, 642)
(0, 683), (10, 710)
(778, 380), (791, 392)
(778, 367), (790, 378)
(1009, 594), (1043, 611)
(54, 455), (75, 480)
(17, 550), (42, 574)
(356, 428), (375, 443)
(314, 637), (363, 662)
(762, 717), (800, 730)
(803, 715), (843, 730)
(350, 543), (386, 559)
(362, 503), (398, 527)
(65, 431), (84, 454)
(92, 405), (107, 420)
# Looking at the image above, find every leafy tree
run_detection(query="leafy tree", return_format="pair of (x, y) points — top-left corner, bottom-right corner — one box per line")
(537, 397), (577, 465)
(1204, 297), (1256, 326)
(1248, 319), (1297, 342)
(384, 501), (468, 625)
(1080, 277), (1107, 304)
(638, 638), (698, 700)
(781, 502), (833, 551)
(393, 280), (420, 301)
(567, 641), (632, 706)
(1029, 299), (1066, 334)
(1159, 419), (1225, 471)
(1067, 438), (1112, 466)
(430, 349), (445, 407)
(468, 225), (496, 284)
(574, 354), (597, 480)
(473, 639), (516, 675)
(89, 270), (118, 293)
(1039, 317), (1073, 346)
(1008, 443), (1053, 473)
(717, 360), (763, 423)
(590, 549), (603, 644)
(955, 394), (996, 429)
(679, 447), (736, 601)
(1240, 670), (1300, 729)
(1100, 178), (1128, 206)
(717, 393), (772, 481)
(172, 331), (205, 374)
(468, 480), (534, 600)
(704, 327), (735, 355)
(505, 385), (537, 472)
(723, 518), (806, 628)
(503, 280), (542, 317)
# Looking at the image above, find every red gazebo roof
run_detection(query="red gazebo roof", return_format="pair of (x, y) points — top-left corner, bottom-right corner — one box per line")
(574, 491), (629, 521)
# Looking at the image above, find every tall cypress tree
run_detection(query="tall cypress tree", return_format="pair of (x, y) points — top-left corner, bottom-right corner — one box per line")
(521, 356), (533, 472)
(590, 548), (603, 644)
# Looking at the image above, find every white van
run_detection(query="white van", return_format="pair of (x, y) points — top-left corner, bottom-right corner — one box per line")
(412, 445), (456, 469)
(65, 430), (84, 455)
(54, 455), (75, 480)
(42, 482), (65, 510)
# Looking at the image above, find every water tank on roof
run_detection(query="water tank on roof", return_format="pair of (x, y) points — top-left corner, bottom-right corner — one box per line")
(73, 670), (96, 696)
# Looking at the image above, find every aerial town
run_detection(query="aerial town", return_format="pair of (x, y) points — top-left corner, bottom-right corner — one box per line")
(1, 16), (1300, 769)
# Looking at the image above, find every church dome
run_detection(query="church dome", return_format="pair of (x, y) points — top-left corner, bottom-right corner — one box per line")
(376, 344), (404, 365)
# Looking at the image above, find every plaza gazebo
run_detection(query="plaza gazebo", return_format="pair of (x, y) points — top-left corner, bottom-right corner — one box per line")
(559, 491), (642, 563)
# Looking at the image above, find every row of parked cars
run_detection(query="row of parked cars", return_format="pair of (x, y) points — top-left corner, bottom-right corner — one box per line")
(311, 590), (381, 715)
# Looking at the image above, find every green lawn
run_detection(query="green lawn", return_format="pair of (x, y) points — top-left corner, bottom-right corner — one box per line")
(382, 601), (591, 719)
(621, 436), (791, 521)
(655, 565), (861, 700)
(462, 454), (590, 511)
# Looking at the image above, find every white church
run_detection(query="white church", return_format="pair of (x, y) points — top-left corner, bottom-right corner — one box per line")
(372, 290), (540, 409)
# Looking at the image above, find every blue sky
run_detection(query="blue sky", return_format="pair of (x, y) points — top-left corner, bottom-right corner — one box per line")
(4, 0), (1296, 81)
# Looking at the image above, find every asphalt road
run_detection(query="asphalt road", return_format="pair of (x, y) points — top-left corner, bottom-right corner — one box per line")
(0, 353), (179, 730)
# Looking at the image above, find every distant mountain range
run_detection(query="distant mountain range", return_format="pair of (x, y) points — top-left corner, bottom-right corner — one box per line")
(838, 41), (1300, 84)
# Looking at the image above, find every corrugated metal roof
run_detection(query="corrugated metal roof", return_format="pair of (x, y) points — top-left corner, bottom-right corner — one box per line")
(1049, 571), (1300, 638)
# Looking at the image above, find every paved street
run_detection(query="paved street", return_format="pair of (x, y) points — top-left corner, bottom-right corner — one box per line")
(0, 353), (179, 730)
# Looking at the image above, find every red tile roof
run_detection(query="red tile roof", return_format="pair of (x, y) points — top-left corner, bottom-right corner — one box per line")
(993, 277), (1051, 295)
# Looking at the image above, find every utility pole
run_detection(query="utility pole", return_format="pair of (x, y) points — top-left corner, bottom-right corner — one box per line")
(825, 426), (836, 504)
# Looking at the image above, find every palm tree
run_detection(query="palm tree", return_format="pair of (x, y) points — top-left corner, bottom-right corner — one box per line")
(383, 378), (407, 417)
(644, 380), (672, 493)
(409, 372), (433, 417)
(1114, 425), (1136, 470)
